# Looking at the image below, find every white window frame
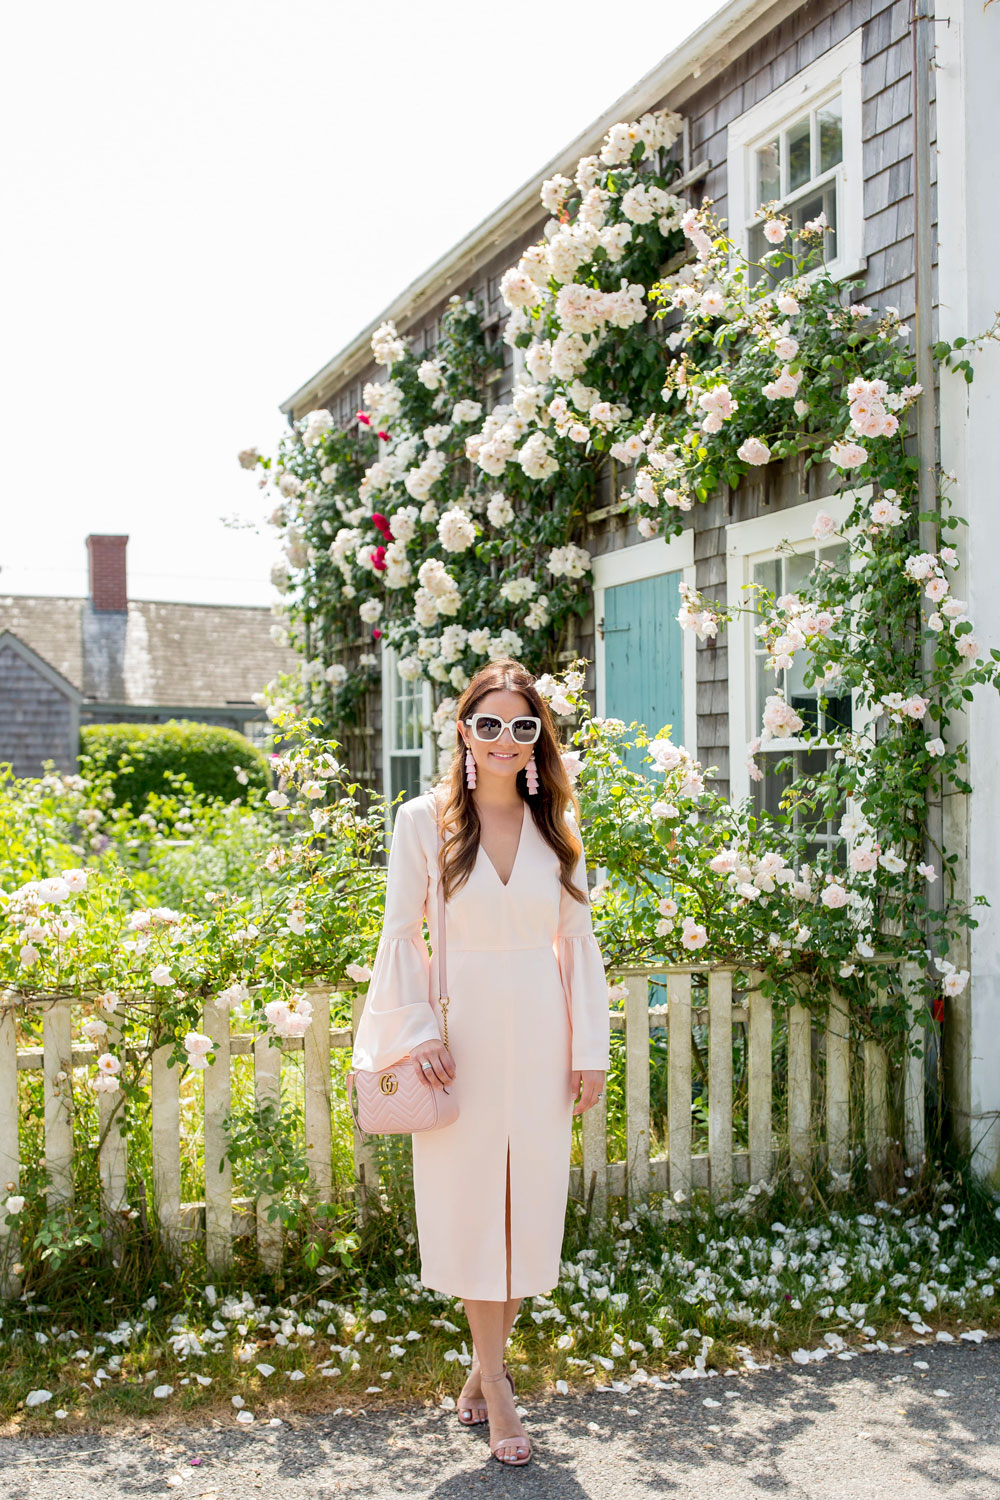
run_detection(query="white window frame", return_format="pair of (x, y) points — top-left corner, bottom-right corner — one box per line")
(727, 29), (865, 283)
(592, 531), (698, 756)
(726, 491), (872, 806)
(380, 646), (434, 810)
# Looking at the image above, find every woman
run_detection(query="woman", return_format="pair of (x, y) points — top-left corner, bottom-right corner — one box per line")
(351, 658), (610, 1466)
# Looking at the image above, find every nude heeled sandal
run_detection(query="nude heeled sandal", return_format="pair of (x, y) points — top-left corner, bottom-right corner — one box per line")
(481, 1369), (532, 1466)
(457, 1362), (514, 1426)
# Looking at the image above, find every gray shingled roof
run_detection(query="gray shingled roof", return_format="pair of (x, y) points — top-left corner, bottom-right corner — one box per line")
(0, 595), (299, 708)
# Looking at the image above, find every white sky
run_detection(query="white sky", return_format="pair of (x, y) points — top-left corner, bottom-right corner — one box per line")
(1, 0), (729, 607)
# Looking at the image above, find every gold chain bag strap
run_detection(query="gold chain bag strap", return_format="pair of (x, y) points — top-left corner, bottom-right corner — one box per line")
(346, 808), (459, 1136)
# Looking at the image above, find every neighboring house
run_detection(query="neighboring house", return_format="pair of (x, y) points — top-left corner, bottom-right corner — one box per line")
(279, 0), (1000, 1175)
(0, 534), (299, 777)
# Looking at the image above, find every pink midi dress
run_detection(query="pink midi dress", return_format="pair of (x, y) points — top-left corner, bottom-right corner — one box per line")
(350, 789), (610, 1301)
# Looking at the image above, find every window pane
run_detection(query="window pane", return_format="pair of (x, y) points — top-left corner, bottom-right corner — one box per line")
(818, 96), (843, 172)
(784, 550), (815, 595)
(787, 115), (811, 192)
(756, 138), (781, 205)
(752, 558), (781, 598)
(390, 753), (422, 805)
(791, 180), (838, 260)
(752, 753), (794, 824)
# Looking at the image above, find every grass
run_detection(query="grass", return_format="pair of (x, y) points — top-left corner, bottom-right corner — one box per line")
(2, 1154), (998, 1434)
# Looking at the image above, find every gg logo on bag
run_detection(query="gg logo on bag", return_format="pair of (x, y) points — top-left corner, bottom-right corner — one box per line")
(379, 1073), (398, 1095)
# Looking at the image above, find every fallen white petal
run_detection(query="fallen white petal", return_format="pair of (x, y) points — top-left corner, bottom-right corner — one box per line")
(152, 1385), (174, 1399)
(255, 1364), (275, 1378)
(25, 1390), (52, 1408)
(236, 1410), (255, 1424)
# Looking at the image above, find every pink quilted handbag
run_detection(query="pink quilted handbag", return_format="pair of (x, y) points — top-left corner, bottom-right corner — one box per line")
(346, 817), (458, 1137)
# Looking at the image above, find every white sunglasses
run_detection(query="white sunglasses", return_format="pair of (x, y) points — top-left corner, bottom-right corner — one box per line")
(464, 712), (541, 745)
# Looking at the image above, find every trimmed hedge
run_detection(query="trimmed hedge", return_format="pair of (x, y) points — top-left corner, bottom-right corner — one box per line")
(79, 720), (273, 808)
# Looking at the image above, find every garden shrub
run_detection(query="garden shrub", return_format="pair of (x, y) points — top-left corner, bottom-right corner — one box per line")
(79, 720), (272, 809)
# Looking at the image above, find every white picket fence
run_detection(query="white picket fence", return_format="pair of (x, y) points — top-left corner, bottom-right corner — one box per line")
(0, 959), (928, 1294)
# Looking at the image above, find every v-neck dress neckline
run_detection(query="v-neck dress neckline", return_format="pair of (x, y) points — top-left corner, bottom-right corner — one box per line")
(478, 802), (528, 889)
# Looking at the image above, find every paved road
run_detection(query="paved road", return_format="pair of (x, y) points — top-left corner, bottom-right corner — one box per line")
(2, 1338), (998, 1499)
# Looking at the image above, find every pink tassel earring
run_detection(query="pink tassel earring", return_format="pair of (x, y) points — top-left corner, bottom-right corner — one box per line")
(525, 752), (539, 796)
(465, 747), (477, 790)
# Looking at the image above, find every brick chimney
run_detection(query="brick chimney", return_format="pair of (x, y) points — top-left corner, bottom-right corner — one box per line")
(86, 534), (129, 612)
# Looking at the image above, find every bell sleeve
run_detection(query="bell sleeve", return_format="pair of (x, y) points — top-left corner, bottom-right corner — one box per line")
(554, 817), (611, 1071)
(350, 798), (443, 1073)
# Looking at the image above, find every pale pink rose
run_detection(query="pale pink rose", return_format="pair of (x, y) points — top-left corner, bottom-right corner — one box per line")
(925, 737), (946, 757)
(680, 916), (709, 951)
(811, 511), (837, 541)
(925, 576), (949, 603)
(793, 399), (809, 417)
(904, 552), (938, 581)
(345, 963), (372, 984)
(917, 862), (937, 883)
(709, 851), (738, 875)
(774, 336), (799, 361)
(941, 969), (969, 997)
(737, 436), (771, 466)
(763, 368), (801, 400)
(761, 695), (804, 739)
(820, 883), (850, 909)
(941, 597), (967, 618)
(940, 546), (959, 568)
(829, 441), (868, 469)
(96, 1052), (121, 1076)
(763, 220), (787, 244)
(701, 411), (724, 434)
(657, 898), (679, 918)
(902, 695), (929, 719)
(849, 847), (878, 874)
(183, 1032), (213, 1070)
(776, 292), (800, 315)
(870, 499), (902, 525)
(927, 614), (945, 632)
(561, 750), (584, 783)
(957, 635), (982, 660)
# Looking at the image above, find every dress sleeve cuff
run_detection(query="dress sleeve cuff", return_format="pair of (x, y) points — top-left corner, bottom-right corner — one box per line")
(350, 935), (442, 1074)
(555, 933), (611, 1071)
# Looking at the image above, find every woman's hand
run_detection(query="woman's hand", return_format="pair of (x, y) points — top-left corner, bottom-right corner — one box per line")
(411, 1039), (456, 1090)
(571, 1069), (605, 1115)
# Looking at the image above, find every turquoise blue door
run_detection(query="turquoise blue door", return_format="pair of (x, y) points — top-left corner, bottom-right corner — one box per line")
(602, 570), (685, 774)
(601, 569), (685, 1003)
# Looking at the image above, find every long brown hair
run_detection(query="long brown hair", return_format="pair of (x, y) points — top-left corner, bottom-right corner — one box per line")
(434, 658), (587, 905)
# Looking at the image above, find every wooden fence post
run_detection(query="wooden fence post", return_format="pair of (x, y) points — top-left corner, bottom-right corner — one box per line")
(98, 1011), (128, 1246)
(826, 988), (851, 1175)
(625, 974), (650, 1207)
(667, 973), (692, 1197)
(304, 988), (332, 1202)
(864, 1039), (889, 1171)
(787, 998), (811, 1177)
(253, 1033), (283, 1274)
(902, 959), (927, 1167)
(350, 989), (379, 1222)
(203, 1001), (233, 1272)
(708, 970), (733, 1198)
(0, 1008), (21, 1298)
(581, 1089), (608, 1236)
(151, 1040), (181, 1259)
(43, 1000), (74, 1207)
(747, 970), (772, 1184)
